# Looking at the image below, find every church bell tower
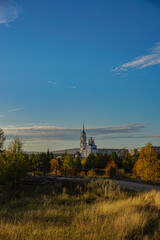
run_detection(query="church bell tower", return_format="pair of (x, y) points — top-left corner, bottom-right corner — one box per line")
(80, 123), (87, 152)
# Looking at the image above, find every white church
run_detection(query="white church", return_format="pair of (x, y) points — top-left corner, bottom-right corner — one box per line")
(80, 124), (99, 157)
(79, 124), (128, 158)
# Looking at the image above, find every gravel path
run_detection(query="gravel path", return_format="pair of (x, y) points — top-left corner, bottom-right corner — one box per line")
(45, 175), (160, 192)
(117, 180), (160, 192)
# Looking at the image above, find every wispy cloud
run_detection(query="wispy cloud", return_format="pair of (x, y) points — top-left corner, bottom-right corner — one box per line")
(97, 134), (160, 140)
(2, 123), (154, 142)
(0, 0), (19, 25)
(47, 81), (57, 85)
(70, 86), (76, 89)
(8, 107), (24, 113)
(0, 114), (5, 118)
(112, 42), (160, 72)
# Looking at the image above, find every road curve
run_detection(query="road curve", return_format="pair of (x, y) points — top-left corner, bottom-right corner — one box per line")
(45, 175), (160, 193)
(117, 180), (160, 192)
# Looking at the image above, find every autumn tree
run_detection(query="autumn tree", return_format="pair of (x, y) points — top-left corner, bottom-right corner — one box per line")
(0, 129), (5, 152)
(109, 152), (122, 169)
(81, 157), (87, 167)
(0, 138), (29, 184)
(105, 160), (117, 178)
(87, 169), (96, 177)
(133, 143), (160, 181)
(50, 158), (61, 175)
(62, 154), (75, 175)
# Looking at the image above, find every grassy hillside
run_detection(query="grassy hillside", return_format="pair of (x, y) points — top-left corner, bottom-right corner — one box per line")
(0, 180), (159, 240)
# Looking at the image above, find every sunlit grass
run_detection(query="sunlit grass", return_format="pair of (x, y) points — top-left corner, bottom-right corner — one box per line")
(0, 180), (159, 239)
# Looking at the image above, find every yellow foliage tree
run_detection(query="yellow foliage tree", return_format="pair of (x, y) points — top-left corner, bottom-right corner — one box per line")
(133, 143), (160, 181)
(50, 158), (61, 175)
(81, 157), (87, 167)
(62, 154), (75, 176)
(87, 169), (96, 177)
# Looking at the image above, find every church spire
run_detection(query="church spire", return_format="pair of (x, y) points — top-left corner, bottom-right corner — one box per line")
(80, 123), (86, 151)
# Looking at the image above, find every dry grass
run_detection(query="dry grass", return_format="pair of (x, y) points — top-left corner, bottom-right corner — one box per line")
(0, 180), (160, 240)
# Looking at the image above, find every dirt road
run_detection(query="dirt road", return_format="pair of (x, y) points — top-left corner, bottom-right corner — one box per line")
(117, 180), (160, 192)
(29, 175), (160, 193)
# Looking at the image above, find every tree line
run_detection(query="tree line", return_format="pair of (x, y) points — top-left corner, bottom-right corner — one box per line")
(0, 128), (160, 184)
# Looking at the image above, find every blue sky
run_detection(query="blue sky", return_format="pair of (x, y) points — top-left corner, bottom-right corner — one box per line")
(0, 0), (160, 151)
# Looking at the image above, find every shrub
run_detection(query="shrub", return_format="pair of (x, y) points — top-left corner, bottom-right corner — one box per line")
(87, 169), (96, 177)
(105, 160), (117, 178)
(79, 171), (86, 177)
(116, 169), (125, 179)
(85, 179), (121, 200)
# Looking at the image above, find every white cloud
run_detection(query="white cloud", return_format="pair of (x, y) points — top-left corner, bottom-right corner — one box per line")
(0, 0), (19, 25)
(8, 107), (24, 112)
(0, 114), (5, 118)
(47, 81), (57, 85)
(112, 42), (160, 72)
(70, 86), (76, 89)
(2, 123), (152, 142)
(97, 134), (160, 140)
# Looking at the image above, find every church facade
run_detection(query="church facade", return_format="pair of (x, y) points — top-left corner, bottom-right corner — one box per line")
(79, 124), (128, 158)
(80, 124), (98, 157)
